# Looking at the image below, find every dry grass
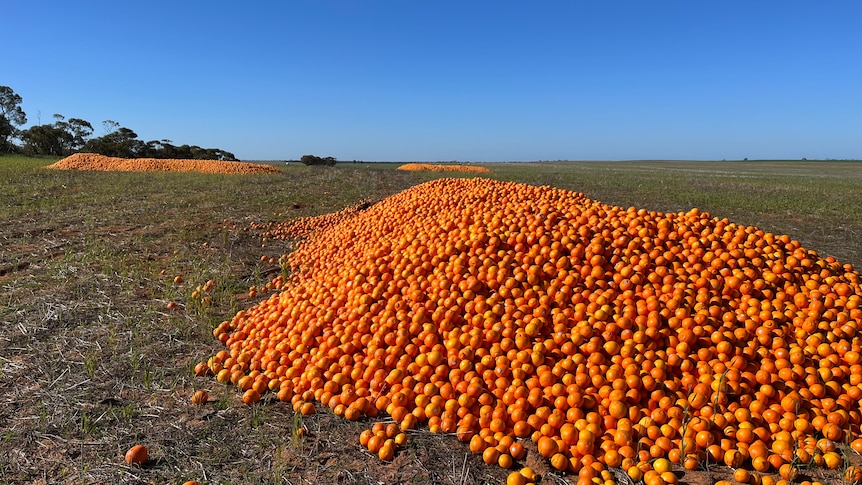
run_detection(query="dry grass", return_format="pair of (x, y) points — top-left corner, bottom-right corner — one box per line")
(1, 155), (861, 484)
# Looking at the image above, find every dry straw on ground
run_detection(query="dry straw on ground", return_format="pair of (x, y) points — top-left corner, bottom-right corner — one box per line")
(47, 153), (281, 175)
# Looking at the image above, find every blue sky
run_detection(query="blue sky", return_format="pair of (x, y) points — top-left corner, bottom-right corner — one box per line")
(4, 1), (861, 161)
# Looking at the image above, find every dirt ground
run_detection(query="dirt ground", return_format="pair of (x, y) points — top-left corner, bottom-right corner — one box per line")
(3, 158), (861, 485)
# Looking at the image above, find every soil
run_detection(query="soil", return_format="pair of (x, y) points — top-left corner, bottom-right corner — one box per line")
(3, 159), (860, 485)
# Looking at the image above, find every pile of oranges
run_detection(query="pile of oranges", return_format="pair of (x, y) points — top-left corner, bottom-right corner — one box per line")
(48, 153), (281, 174)
(397, 163), (492, 173)
(250, 199), (374, 242)
(198, 178), (862, 484)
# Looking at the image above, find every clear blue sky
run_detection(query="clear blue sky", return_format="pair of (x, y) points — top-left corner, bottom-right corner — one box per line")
(5, 1), (861, 161)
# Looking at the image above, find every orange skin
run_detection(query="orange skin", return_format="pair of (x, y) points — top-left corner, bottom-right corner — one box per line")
(200, 178), (862, 476)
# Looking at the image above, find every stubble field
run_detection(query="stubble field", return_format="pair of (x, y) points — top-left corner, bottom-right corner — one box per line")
(1, 156), (861, 485)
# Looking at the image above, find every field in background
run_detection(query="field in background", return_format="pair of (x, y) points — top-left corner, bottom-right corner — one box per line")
(1, 156), (861, 484)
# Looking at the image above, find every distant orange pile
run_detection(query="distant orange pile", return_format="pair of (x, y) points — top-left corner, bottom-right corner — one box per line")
(200, 178), (862, 483)
(47, 153), (281, 175)
(397, 163), (492, 173)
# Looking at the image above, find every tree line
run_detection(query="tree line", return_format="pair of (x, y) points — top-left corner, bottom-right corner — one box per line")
(0, 86), (237, 160)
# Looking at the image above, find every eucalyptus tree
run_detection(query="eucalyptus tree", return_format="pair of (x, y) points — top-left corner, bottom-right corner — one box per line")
(0, 86), (27, 152)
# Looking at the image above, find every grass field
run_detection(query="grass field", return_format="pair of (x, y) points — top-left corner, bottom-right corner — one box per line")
(1, 156), (861, 484)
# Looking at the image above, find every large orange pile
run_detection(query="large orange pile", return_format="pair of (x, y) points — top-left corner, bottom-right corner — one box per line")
(48, 153), (281, 175)
(200, 178), (862, 484)
(397, 163), (492, 173)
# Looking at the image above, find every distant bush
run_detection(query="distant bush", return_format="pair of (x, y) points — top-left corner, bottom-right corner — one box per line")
(300, 155), (337, 166)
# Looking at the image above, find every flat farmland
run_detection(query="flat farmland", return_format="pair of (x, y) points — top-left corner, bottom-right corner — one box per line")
(1, 156), (861, 484)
